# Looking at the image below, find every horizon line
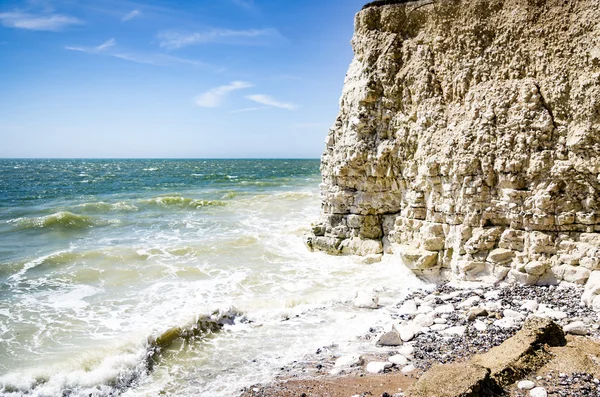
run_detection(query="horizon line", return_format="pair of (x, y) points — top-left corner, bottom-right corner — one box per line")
(0, 157), (321, 160)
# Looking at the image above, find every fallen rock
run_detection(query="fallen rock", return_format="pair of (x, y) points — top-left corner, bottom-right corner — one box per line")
(406, 362), (499, 397)
(467, 308), (488, 321)
(471, 317), (566, 387)
(377, 330), (403, 346)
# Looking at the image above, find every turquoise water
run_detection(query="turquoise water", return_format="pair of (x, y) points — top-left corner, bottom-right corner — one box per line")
(0, 159), (421, 396)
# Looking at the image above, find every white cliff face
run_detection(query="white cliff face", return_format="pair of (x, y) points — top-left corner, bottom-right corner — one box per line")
(308, 0), (600, 287)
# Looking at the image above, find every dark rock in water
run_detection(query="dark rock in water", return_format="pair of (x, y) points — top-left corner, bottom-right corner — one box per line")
(377, 330), (403, 346)
(407, 362), (500, 397)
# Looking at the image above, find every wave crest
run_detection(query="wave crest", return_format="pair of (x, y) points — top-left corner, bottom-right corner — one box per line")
(8, 212), (120, 230)
(141, 196), (226, 209)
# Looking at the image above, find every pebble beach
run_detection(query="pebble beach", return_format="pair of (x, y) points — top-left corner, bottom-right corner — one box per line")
(242, 281), (600, 397)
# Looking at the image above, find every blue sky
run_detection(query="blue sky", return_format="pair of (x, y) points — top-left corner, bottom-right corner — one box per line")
(0, 0), (366, 158)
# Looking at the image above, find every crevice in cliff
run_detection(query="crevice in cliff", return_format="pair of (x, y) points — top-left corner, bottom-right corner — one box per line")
(534, 82), (557, 132)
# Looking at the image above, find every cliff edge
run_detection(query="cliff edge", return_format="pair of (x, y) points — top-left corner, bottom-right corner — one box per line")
(307, 0), (600, 297)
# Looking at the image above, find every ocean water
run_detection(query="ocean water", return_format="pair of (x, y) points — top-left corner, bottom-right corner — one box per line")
(0, 159), (423, 397)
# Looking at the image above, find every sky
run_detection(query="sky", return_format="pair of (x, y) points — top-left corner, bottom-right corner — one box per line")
(0, 0), (367, 158)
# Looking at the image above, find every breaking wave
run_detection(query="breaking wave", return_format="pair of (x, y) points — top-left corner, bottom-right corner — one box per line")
(76, 202), (138, 213)
(0, 307), (244, 397)
(7, 212), (120, 230)
(140, 196), (226, 209)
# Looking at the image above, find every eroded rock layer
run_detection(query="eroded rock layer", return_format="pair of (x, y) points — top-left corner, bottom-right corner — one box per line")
(308, 0), (600, 288)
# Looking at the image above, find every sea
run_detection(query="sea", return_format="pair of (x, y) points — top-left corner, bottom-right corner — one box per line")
(0, 159), (423, 397)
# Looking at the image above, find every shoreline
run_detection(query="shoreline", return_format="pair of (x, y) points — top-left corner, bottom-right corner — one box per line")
(240, 281), (600, 397)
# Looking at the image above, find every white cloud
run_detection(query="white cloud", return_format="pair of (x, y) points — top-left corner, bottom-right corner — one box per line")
(122, 9), (141, 22)
(0, 11), (83, 31)
(158, 28), (283, 50)
(195, 81), (253, 108)
(229, 107), (265, 114)
(246, 94), (297, 110)
(96, 38), (115, 51)
(66, 38), (115, 53)
(66, 41), (206, 67)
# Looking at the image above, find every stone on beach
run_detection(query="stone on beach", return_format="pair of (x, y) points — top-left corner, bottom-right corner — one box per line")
(335, 354), (363, 367)
(388, 354), (409, 366)
(354, 290), (379, 309)
(366, 361), (392, 374)
(517, 380), (536, 390)
(563, 321), (588, 335)
(377, 330), (403, 346)
(529, 387), (547, 397)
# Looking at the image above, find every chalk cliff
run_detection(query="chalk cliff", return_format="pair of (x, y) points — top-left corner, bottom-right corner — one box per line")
(307, 0), (600, 295)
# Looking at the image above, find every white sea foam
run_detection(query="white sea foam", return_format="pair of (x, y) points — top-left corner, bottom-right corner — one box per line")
(0, 173), (426, 397)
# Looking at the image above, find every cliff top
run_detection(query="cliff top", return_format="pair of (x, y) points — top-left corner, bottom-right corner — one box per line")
(362, 0), (422, 10)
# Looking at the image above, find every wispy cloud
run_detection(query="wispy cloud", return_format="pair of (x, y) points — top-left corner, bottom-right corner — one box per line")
(195, 81), (253, 108)
(66, 39), (206, 67)
(112, 53), (206, 67)
(229, 107), (265, 114)
(246, 94), (297, 111)
(122, 9), (141, 22)
(0, 11), (83, 31)
(66, 38), (115, 53)
(96, 38), (116, 51)
(158, 28), (284, 50)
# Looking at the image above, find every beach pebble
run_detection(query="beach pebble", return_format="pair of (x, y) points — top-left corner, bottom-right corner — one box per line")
(413, 314), (435, 327)
(494, 317), (518, 329)
(518, 380), (536, 390)
(401, 364), (416, 374)
(434, 303), (455, 314)
(354, 291), (379, 309)
(467, 307), (488, 321)
(483, 301), (502, 311)
(400, 328), (415, 342)
(377, 330), (403, 346)
(548, 310), (567, 320)
(520, 300), (539, 312)
(423, 294), (437, 302)
(484, 290), (501, 300)
(388, 354), (409, 366)
(563, 321), (588, 335)
(335, 354), (363, 367)
(458, 296), (481, 309)
(473, 320), (487, 332)
(503, 309), (525, 319)
(366, 361), (392, 374)
(398, 300), (419, 316)
(529, 386), (547, 397)
(417, 304), (434, 314)
(434, 318), (447, 324)
(441, 326), (466, 337)
(396, 345), (415, 358)
(430, 324), (448, 332)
